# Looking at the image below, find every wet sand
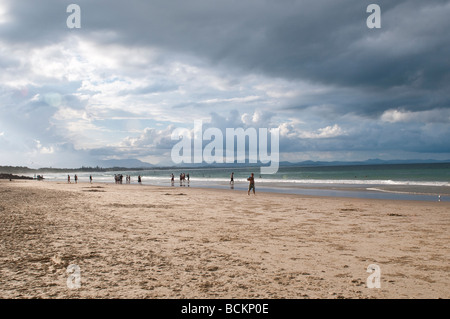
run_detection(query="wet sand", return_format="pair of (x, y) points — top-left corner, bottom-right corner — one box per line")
(0, 180), (449, 299)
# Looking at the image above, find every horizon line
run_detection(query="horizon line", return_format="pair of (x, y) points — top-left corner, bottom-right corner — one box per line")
(1, 159), (450, 172)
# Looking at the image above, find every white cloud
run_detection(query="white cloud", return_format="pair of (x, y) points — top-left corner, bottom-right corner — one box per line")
(35, 140), (54, 154)
(279, 123), (298, 139)
(0, 3), (10, 24)
(308, 124), (346, 139)
(381, 109), (450, 123)
(120, 126), (174, 149)
(381, 109), (412, 123)
(280, 123), (346, 139)
(240, 111), (272, 127)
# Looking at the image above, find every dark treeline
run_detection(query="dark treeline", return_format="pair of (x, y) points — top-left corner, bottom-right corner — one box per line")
(0, 165), (202, 174)
(0, 165), (152, 174)
(0, 166), (36, 174)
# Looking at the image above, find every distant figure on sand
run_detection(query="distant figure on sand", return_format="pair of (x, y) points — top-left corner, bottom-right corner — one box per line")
(247, 173), (255, 196)
(74, 175), (78, 184)
(230, 172), (234, 184)
(171, 173), (174, 186)
(68, 175), (71, 183)
(138, 175), (142, 184)
(89, 175), (92, 183)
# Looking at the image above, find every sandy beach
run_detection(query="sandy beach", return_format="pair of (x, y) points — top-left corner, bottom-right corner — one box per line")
(0, 180), (449, 299)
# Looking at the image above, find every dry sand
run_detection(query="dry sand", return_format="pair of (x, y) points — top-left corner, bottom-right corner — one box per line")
(0, 180), (449, 299)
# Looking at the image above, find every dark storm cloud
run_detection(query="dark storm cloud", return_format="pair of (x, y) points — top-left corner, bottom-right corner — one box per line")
(280, 121), (450, 154)
(1, 0), (449, 165)
(3, 0), (448, 118)
(282, 85), (447, 118)
(0, 0), (68, 45)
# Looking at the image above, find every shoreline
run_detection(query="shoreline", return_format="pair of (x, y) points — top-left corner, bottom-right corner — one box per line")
(3, 180), (448, 209)
(5, 178), (448, 202)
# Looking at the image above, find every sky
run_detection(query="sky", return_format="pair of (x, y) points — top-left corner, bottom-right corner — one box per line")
(0, 0), (449, 168)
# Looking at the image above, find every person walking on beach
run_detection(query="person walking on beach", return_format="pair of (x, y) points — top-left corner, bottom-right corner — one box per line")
(89, 175), (92, 183)
(68, 175), (71, 183)
(74, 174), (78, 184)
(171, 173), (174, 186)
(247, 173), (255, 196)
(138, 175), (142, 184)
(230, 172), (234, 184)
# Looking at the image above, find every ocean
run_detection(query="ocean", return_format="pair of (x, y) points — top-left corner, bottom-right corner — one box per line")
(29, 163), (450, 202)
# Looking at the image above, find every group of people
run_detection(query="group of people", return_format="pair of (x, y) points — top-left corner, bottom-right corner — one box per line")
(171, 172), (189, 186)
(114, 174), (140, 184)
(168, 171), (255, 195)
(68, 174), (93, 183)
(67, 174), (78, 184)
(114, 174), (124, 184)
(64, 171), (256, 195)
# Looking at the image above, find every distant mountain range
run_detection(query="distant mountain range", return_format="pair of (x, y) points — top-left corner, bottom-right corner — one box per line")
(278, 158), (450, 167)
(146, 158), (450, 168)
(1, 158), (449, 173)
(94, 158), (450, 169)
